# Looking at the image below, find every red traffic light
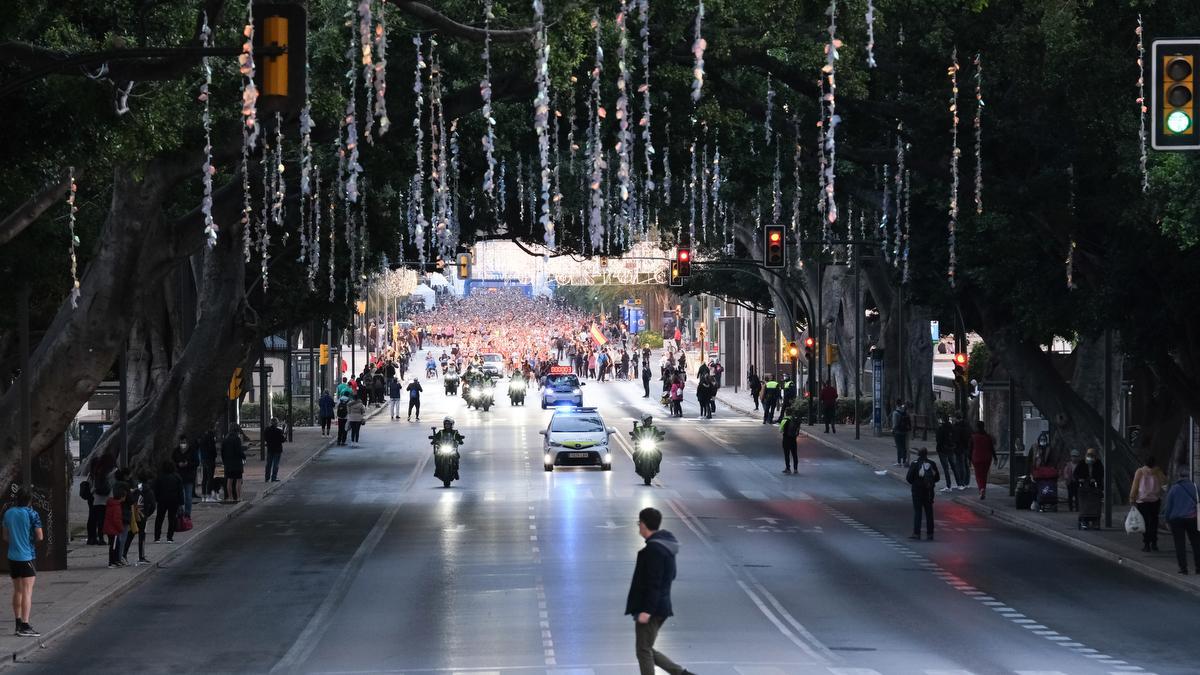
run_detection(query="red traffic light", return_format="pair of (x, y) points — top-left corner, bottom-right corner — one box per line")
(769, 231), (782, 243)
(804, 337), (815, 348)
(676, 247), (692, 277)
(678, 249), (690, 261)
(954, 353), (968, 366)
(764, 225), (786, 268)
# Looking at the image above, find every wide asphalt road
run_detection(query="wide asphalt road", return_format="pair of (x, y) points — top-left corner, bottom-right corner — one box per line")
(15, 352), (1196, 674)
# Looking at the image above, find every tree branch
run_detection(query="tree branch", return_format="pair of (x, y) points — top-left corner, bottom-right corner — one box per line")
(389, 0), (537, 43)
(0, 170), (72, 246)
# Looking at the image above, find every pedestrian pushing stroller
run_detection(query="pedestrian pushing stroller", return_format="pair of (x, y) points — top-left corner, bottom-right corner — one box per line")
(1031, 464), (1059, 512)
(1077, 480), (1102, 529)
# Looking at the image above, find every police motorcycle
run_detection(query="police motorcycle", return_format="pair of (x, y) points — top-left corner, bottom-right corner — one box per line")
(444, 364), (461, 396)
(463, 369), (496, 411)
(630, 415), (665, 485)
(508, 372), (528, 406)
(430, 417), (464, 488)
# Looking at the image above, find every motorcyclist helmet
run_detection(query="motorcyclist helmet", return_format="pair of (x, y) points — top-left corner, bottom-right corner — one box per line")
(443, 417), (455, 429)
(641, 414), (653, 427)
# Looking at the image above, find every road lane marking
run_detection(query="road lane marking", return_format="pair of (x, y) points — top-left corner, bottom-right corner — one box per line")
(271, 448), (431, 674)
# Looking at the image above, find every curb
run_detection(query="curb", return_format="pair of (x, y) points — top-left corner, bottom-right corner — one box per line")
(0, 408), (386, 666)
(712, 389), (1200, 599)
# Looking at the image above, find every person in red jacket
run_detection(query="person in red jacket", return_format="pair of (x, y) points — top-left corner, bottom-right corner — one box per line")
(969, 421), (997, 500)
(819, 381), (839, 433)
(102, 485), (128, 568)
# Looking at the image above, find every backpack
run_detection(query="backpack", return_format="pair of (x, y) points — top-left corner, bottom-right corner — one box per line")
(917, 459), (939, 488)
(895, 411), (911, 433)
(1138, 470), (1159, 501)
(336, 401), (349, 418)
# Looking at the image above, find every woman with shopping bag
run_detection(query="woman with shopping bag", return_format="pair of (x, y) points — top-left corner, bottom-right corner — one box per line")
(1129, 456), (1167, 552)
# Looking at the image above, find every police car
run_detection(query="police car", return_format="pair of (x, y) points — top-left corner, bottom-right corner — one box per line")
(540, 407), (615, 471)
(541, 365), (584, 409)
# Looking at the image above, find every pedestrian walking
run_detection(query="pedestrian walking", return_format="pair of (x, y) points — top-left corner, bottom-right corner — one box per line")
(819, 381), (838, 433)
(969, 421), (997, 499)
(641, 356), (652, 398)
(935, 415), (959, 493)
(318, 390), (335, 436)
(761, 374), (780, 424)
(952, 416), (972, 490)
(625, 507), (693, 675)
(1064, 448), (1082, 510)
(263, 418), (286, 482)
(407, 377), (423, 421)
(3, 489), (43, 637)
(1129, 456), (1167, 553)
(747, 366), (761, 411)
(336, 397), (350, 445)
(906, 448), (940, 540)
(221, 427), (246, 503)
(780, 412), (800, 474)
(153, 461), (183, 543)
(348, 398), (366, 445)
(103, 484), (127, 568)
(123, 471), (155, 566)
(336, 377), (354, 400)
(891, 401), (911, 465)
(388, 376), (403, 419)
(80, 477), (101, 546)
(695, 375), (716, 419)
(171, 434), (197, 518)
(199, 430), (218, 502)
(1163, 466), (1200, 574)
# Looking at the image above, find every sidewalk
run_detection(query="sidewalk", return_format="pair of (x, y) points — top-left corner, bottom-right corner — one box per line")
(0, 405), (382, 663)
(710, 385), (1200, 597)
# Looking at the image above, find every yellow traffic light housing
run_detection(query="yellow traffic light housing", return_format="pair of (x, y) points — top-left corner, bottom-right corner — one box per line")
(319, 343), (330, 366)
(764, 225), (785, 269)
(253, 3), (306, 115)
(1153, 40), (1200, 150)
(787, 341), (800, 361)
(456, 253), (472, 280)
(228, 367), (243, 401)
(669, 261), (682, 287)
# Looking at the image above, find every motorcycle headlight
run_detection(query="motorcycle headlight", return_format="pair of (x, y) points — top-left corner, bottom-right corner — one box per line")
(438, 444), (456, 455)
(637, 441), (658, 454)
(470, 391), (481, 399)
(512, 381), (526, 391)
(483, 387), (495, 395)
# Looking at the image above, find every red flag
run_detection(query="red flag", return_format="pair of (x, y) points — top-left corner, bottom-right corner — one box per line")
(589, 323), (608, 346)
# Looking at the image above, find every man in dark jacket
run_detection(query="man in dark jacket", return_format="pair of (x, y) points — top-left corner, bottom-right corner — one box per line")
(263, 418), (286, 482)
(906, 448), (940, 541)
(221, 428), (246, 503)
(152, 461), (183, 543)
(625, 507), (692, 675)
(171, 435), (197, 518)
(318, 390), (336, 436)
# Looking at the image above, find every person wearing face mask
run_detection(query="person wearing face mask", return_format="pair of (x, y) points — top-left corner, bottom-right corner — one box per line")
(1075, 447), (1105, 529)
(1074, 447), (1105, 489)
(171, 435), (198, 519)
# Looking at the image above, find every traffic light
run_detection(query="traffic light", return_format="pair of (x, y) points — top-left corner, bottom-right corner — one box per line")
(670, 261), (683, 286)
(319, 343), (330, 366)
(825, 343), (840, 364)
(677, 248), (691, 277)
(254, 3), (307, 115)
(1152, 40), (1200, 150)
(456, 253), (472, 280)
(600, 256), (609, 268)
(803, 336), (816, 361)
(228, 367), (243, 401)
(952, 352), (969, 387)
(787, 341), (799, 362)
(764, 225), (785, 269)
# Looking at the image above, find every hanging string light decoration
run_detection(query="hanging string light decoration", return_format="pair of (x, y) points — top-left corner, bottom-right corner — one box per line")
(1136, 15), (1149, 193)
(328, 197), (337, 302)
(429, 40), (451, 256)
(272, 112), (285, 247)
(691, 0), (706, 103)
(765, 74), (775, 143)
(411, 35), (427, 264)
(816, 111), (827, 218)
(239, 0), (259, 262)
(1066, 164), (1077, 290)
(567, 79), (578, 173)
(637, 0), (655, 194)
(688, 138), (697, 243)
(199, 13), (218, 248)
(588, 11), (606, 252)
(517, 154), (527, 226)
(700, 140), (710, 242)
(878, 163), (891, 262)
(373, 0), (390, 136)
(661, 118), (672, 206)
(865, 0), (877, 68)
(893, 125), (905, 265)
(772, 133), (782, 223)
(450, 119), (462, 249)
(1066, 239), (1078, 290)
(358, 0), (375, 142)
(973, 53), (984, 214)
(901, 169), (912, 284)
(533, 0), (554, 249)
(821, 0), (841, 250)
(309, 170), (322, 291)
(64, 168), (80, 308)
(259, 121), (272, 291)
(498, 159), (508, 219)
(298, 43), (314, 262)
(791, 117), (802, 237)
(480, 0), (497, 200)
(615, 0), (633, 238)
(947, 49), (961, 288)
(552, 104), (564, 225)
(344, 11), (362, 205)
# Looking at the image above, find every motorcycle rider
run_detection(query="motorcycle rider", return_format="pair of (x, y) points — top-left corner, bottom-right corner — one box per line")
(430, 417), (465, 484)
(630, 415), (665, 484)
(508, 370), (528, 403)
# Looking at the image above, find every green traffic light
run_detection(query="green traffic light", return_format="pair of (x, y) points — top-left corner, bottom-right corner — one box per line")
(1167, 110), (1193, 134)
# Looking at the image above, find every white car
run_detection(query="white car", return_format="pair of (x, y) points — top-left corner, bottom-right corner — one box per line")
(541, 367), (584, 408)
(540, 407), (615, 472)
(480, 352), (505, 378)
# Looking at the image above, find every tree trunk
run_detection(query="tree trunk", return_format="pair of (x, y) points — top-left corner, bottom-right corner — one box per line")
(85, 223), (252, 471)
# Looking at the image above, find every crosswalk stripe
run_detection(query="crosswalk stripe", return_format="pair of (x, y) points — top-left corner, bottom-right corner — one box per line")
(1015, 671), (1069, 675)
(740, 490), (768, 500)
(698, 488), (725, 499)
(828, 669), (882, 675)
(924, 670), (976, 675)
(733, 667), (788, 675)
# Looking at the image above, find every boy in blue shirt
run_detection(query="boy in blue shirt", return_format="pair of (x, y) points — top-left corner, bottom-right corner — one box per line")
(2, 489), (43, 637)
